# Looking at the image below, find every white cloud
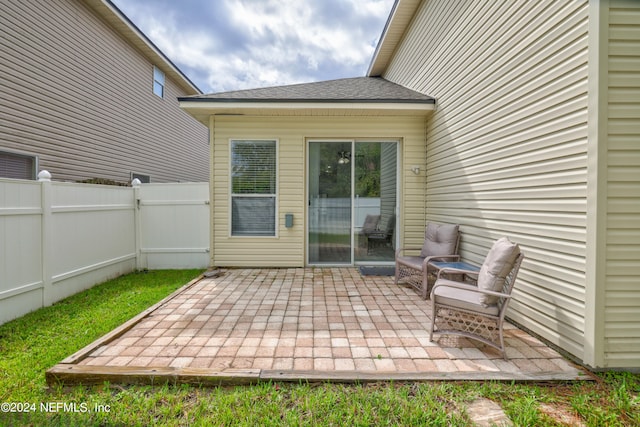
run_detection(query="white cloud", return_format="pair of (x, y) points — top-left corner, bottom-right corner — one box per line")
(112, 0), (394, 93)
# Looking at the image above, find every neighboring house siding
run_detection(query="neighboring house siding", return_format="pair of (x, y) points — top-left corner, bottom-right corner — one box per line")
(604, 0), (640, 368)
(210, 115), (426, 267)
(383, 1), (590, 359)
(0, 0), (208, 183)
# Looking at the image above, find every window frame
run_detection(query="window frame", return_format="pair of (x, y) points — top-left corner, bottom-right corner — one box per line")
(0, 149), (38, 180)
(153, 66), (165, 98)
(131, 172), (150, 183)
(229, 139), (279, 238)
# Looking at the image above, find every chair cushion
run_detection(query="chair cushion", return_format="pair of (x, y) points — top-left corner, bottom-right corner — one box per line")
(477, 237), (520, 306)
(432, 280), (499, 316)
(361, 214), (380, 234)
(396, 255), (425, 270)
(421, 223), (459, 258)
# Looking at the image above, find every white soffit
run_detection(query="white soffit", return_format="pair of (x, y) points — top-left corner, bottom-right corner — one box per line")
(367, 0), (422, 77)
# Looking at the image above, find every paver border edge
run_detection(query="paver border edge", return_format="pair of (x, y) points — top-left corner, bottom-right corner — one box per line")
(46, 364), (260, 387)
(49, 274), (205, 367)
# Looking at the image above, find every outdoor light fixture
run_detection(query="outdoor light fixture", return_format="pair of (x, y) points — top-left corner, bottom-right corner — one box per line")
(338, 151), (351, 165)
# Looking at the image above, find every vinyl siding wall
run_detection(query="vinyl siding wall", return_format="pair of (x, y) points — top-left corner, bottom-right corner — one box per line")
(380, 142), (398, 244)
(604, 0), (640, 368)
(0, 0), (208, 183)
(383, 1), (590, 360)
(209, 115), (426, 267)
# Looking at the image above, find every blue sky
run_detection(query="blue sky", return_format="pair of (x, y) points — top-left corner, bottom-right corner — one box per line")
(111, 0), (395, 94)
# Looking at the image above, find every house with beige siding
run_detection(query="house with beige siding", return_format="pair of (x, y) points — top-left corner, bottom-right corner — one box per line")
(180, 77), (434, 268)
(180, 0), (639, 370)
(0, 0), (208, 183)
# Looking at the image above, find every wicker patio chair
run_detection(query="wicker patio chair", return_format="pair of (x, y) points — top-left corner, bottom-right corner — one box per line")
(394, 223), (460, 299)
(429, 237), (524, 360)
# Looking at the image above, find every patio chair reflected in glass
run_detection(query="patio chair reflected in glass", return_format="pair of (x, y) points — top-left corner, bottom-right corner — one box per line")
(429, 237), (524, 360)
(366, 214), (395, 255)
(359, 214), (380, 251)
(361, 214), (380, 235)
(394, 223), (460, 299)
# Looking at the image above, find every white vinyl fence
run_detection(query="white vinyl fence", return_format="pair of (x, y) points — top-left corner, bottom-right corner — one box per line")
(0, 172), (209, 325)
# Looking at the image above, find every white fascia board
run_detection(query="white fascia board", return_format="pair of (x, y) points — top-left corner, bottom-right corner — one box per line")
(179, 101), (435, 112)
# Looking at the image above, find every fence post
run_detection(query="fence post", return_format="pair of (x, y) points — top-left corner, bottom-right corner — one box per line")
(38, 170), (53, 307)
(132, 178), (143, 270)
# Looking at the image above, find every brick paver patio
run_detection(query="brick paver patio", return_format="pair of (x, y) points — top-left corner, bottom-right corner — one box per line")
(47, 268), (589, 385)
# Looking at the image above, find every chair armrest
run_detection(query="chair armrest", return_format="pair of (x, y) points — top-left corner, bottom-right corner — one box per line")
(395, 247), (423, 258)
(368, 232), (389, 239)
(431, 280), (512, 300)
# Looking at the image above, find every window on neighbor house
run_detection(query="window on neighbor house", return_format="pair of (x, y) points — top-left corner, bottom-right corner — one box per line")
(0, 150), (37, 180)
(153, 66), (165, 98)
(230, 140), (277, 236)
(131, 172), (150, 183)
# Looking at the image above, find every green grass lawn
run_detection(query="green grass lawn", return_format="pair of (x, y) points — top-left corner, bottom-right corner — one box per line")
(0, 269), (638, 426)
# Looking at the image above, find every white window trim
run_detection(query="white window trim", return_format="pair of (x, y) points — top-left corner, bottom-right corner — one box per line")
(229, 139), (279, 238)
(0, 148), (39, 180)
(130, 172), (150, 183)
(153, 66), (165, 98)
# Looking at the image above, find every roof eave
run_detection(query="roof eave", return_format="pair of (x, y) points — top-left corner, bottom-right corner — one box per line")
(179, 100), (435, 124)
(84, 0), (202, 95)
(178, 97), (435, 105)
(367, 0), (422, 77)
(179, 100), (435, 112)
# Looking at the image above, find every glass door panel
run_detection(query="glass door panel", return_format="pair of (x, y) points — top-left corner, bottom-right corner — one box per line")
(354, 142), (397, 263)
(308, 141), (352, 264)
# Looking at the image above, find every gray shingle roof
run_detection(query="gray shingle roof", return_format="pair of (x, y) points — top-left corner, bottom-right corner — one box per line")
(182, 77), (434, 104)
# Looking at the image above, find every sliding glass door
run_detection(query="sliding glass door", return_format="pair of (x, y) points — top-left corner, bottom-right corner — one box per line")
(308, 141), (352, 264)
(308, 140), (397, 265)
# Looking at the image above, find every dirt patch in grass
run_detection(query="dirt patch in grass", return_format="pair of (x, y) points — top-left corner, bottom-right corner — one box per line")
(538, 403), (586, 427)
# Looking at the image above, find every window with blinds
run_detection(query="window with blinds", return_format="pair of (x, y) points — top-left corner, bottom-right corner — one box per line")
(230, 140), (277, 236)
(0, 150), (37, 180)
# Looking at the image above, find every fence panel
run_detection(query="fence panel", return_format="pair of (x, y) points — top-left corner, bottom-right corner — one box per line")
(0, 179), (44, 323)
(136, 182), (210, 269)
(0, 175), (210, 325)
(46, 182), (137, 304)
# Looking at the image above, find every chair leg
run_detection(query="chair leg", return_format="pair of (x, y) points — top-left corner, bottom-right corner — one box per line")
(394, 262), (399, 285)
(421, 268), (430, 299)
(498, 322), (508, 361)
(429, 301), (437, 341)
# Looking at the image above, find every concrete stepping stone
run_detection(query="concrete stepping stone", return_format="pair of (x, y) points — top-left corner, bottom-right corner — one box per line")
(465, 398), (512, 426)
